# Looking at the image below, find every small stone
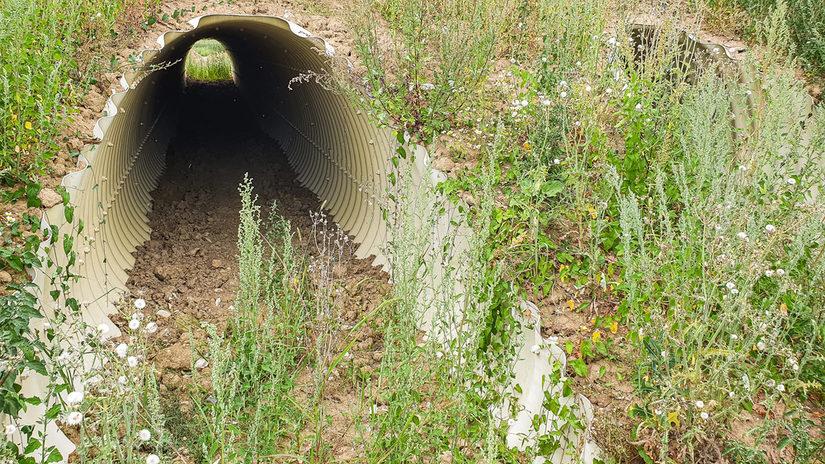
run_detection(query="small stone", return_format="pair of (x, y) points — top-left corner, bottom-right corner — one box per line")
(372, 352), (383, 362)
(0, 271), (12, 284)
(154, 266), (171, 281)
(38, 188), (63, 208)
(211, 259), (222, 269)
(162, 372), (182, 390)
(156, 309), (172, 318)
(188, 248), (201, 256)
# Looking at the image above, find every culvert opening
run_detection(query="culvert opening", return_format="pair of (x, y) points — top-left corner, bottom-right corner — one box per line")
(123, 82), (324, 321)
(183, 39), (234, 83)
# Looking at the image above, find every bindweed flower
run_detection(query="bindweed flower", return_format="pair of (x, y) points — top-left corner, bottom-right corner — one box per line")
(731, 288), (739, 295)
(766, 379), (776, 388)
(553, 158), (560, 165)
(757, 341), (766, 351)
(584, 85), (592, 92)
(765, 224), (776, 233)
(145, 322), (158, 334)
(67, 411), (83, 425)
(530, 345), (541, 355)
(129, 319), (140, 331)
(700, 411), (709, 420)
(560, 91), (567, 98)
(737, 232), (748, 240)
(4, 424), (17, 435)
(115, 343), (128, 358)
(787, 178), (796, 185)
(127, 356), (138, 368)
(765, 269), (775, 277)
(97, 323), (110, 335)
(134, 298), (146, 310)
(118, 375), (127, 385)
(138, 429), (151, 441)
(726, 282), (735, 290)
(146, 454), (160, 464)
(66, 391), (84, 404)
(695, 400), (705, 409)
(776, 269), (785, 276)
(777, 384), (785, 392)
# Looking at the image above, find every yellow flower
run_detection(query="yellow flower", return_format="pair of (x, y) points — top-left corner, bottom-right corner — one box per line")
(24, 121), (32, 130)
(592, 331), (601, 343)
(11, 114), (17, 121)
(567, 300), (575, 310)
(609, 321), (618, 334)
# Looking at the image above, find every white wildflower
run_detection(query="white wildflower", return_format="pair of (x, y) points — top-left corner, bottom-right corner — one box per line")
(115, 343), (128, 358)
(145, 322), (158, 334)
(530, 345), (541, 355)
(695, 400), (704, 409)
(765, 224), (776, 233)
(585, 85), (592, 92)
(421, 83), (435, 91)
(127, 356), (138, 368)
(97, 323), (110, 335)
(134, 298), (146, 310)
(776, 268), (785, 276)
(737, 231), (748, 240)
(146, 454), (160, 464)
(67, 411), (83, 425)
(66, 391), (84, 404)
(4, 424), (17, 435)
(756, 341), (766, 351)
(138, 429), (151, 441)
(787, 178), (796, 185)
(700, 412), (709, 420)
(129, 319), (140, 331)
(765, 269), (775, 277)
(726, 282), (736, 290)
(766, 379), (776, 388)
(194, 358), (209, 369)
(777, 384), (785, 392)
(560, 91), (567, 98)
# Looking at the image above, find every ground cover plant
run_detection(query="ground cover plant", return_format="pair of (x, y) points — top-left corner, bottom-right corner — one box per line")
(2, 0), (825, 462)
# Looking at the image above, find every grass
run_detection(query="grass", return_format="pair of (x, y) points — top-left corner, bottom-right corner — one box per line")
(707, 0), (825, 75)
(0, 0), (127, 183)
(184, 40), (233, 82)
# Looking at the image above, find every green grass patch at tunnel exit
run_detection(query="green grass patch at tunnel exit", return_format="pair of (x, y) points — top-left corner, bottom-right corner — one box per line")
(185, 39), (233, 82)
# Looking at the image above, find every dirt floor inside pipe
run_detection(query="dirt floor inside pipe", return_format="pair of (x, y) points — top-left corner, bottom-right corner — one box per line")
(108, 81), (390, 456)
